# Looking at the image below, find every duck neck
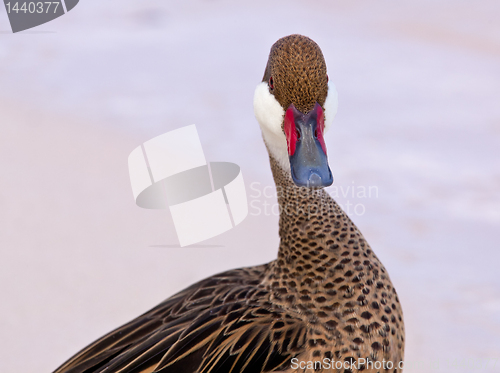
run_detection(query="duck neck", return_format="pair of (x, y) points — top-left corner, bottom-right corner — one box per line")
(266, 153), (369, 296)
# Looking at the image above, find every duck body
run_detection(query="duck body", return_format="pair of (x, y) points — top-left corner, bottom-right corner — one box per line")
(53, 35), (404, 373)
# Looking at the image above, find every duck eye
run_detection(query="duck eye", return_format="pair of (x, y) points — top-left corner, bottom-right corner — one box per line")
(314, 129), (318, 138)
(269, 77), (274, 90)
(296, 129), (301, 140)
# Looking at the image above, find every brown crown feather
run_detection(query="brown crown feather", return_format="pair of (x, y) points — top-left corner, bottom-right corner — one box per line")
(262, 34), (329, 114)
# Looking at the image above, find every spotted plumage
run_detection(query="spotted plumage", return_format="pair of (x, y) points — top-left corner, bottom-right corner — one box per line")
(53, 34), (404, 373)
(263, 34), (329, 114)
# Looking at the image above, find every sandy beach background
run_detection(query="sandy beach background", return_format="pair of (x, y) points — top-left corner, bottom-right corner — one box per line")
(1, 1), (499, 372)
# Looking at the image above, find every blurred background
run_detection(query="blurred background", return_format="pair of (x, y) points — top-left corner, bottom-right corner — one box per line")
(1, 0), (499, 372)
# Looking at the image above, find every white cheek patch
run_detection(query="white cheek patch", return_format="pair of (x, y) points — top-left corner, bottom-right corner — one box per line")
(253, 82), (290, 171)
(324, 82), (339, 132)
(253, 82), (285, 137)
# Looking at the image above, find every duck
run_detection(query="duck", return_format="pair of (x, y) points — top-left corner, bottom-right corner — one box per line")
(53, 34), (405, 373)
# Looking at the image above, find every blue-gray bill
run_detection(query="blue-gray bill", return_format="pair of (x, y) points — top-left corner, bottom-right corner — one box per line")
(288, 110), (333, 188)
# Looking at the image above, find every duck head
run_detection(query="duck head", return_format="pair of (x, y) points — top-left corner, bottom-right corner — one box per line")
(254, 34), (338, 188)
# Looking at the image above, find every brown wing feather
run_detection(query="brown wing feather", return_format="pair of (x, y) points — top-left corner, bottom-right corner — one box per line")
(155, 303), (306, 373)
(53, 265), (306, 373)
